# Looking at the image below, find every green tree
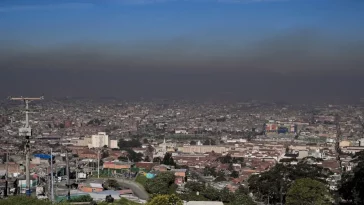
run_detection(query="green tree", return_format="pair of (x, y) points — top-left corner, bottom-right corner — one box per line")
(230, 170), (239, 178)
(214, 170), (226, 182)
(203, 139), (216, 145)
(136, 174), (148, 187)
(118, 139), (142, 149)
(0, 196), (69, 205)
(162, 152), (176, 166)
(202, 186), (220, 201)
(220, 187), (234, 203)
(144, 155), (151, 162)
(124, 149), (143, 162)
(104, 179), (121, 190)
(286, 178), (332, 205)
(87, 118), (102, 125)
(177, 193), (208, 201)
(69, 194), (93, 202)
(101, 150), (109, 159)
(146, 145), (155, 153)
(236, 185), (249, 195)
(203, 166), (216, 177)
(145, 172), (176, 194)
(185, 181), (205, 192)
(231, 194), (256, 205)
(146, 194), (183, 205)
(339, 171), (355, 202)
(228, 163), (234, 171)
(118, 156), (129, 161)
(248, 163), (332, 204)
(146, 179), (169, 194)
(189, 171), (206, 182)
(219, 154), (233, 164)
(338, 151), (364, 204)
(153, 157), (161, 163)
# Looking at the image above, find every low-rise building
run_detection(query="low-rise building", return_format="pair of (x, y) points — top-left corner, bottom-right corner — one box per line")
(78, 183), (104, 193)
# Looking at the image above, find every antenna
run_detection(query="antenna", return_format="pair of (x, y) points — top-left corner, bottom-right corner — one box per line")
(10, 96), (44, 197)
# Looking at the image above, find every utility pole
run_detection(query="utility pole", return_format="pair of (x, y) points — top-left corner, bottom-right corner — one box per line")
(280, 181), (283, 205)
(10, 96), (44, 196)
(54, 160), (57, 195)
(75, 159), (78, 183)
(47, 167), (51, 200)
(97, 149), (100, 178)
(4, 152), (9, 197)
(66, 150), (70, 200)
(50, 148), (54, 203)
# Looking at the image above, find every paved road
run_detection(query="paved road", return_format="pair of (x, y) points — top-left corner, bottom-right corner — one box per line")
(73, 177), (149, 201)
(115, 178), (149, 200)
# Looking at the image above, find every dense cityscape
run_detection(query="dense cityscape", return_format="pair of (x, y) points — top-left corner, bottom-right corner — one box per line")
(0, 98), (364, 204)
(1, 0), (364, 204)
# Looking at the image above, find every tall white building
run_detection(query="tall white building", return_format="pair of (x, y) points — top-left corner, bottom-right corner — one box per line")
(109, 140), (118, 149)
(89, 132), (109, 148)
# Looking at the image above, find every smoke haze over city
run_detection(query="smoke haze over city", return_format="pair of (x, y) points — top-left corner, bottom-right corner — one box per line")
(1, 0), (364, 102)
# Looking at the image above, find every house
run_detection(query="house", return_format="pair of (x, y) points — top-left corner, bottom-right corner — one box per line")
(103, 161), (132, 170)
(132, 148), (147, 154)
(171, 169), (187, 185)
(320, 160), (341, 174)
(78, 183), (104, 193)
(135, 162), (158, 171)
(79, 150), (98, 159)
(0, 162), (21, 176)
(153, 164), (173, 172)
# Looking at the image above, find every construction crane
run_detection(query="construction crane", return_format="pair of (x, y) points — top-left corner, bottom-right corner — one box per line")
(9, 96), (44, 196)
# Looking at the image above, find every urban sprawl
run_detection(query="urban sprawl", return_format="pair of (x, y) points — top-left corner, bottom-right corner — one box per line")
(1, 99), (364, 205)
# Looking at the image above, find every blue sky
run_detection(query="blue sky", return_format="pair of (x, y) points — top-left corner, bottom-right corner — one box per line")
(1, 0), (363, 45)
(0, 0), (363, 73)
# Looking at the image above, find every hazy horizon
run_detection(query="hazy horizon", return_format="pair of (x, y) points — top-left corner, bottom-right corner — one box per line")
(1, 0), (364, 102)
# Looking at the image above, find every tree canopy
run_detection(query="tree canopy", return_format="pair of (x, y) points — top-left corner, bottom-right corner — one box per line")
(248, 163), (332, 204)
(153, 157), (161, 163)
(202, 185), (221, 201)
(230, 170), (239, 178)
(0, 196), (70, 205)
(145, 172), (176, 195)
(124, 148), (143, 162)
(162, 152), (176, 166)
(185, 181), (205, 193)
(118, 139), (142, 148)
(144, 155), (151, 162)
(203, 166), (217, 177)
(146, 194), (183, 205)
(286, 178), (332, 205)
(231, 194), (256, 205)
(179, 181), (255, 204)
(203, 139), (216, 145)
(338, 150), (364, 204)
(0, 196), (52, 205)
(104, 179), (121, 190)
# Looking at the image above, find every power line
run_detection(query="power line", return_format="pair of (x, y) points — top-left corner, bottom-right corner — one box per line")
(9, 96), (44, 196)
